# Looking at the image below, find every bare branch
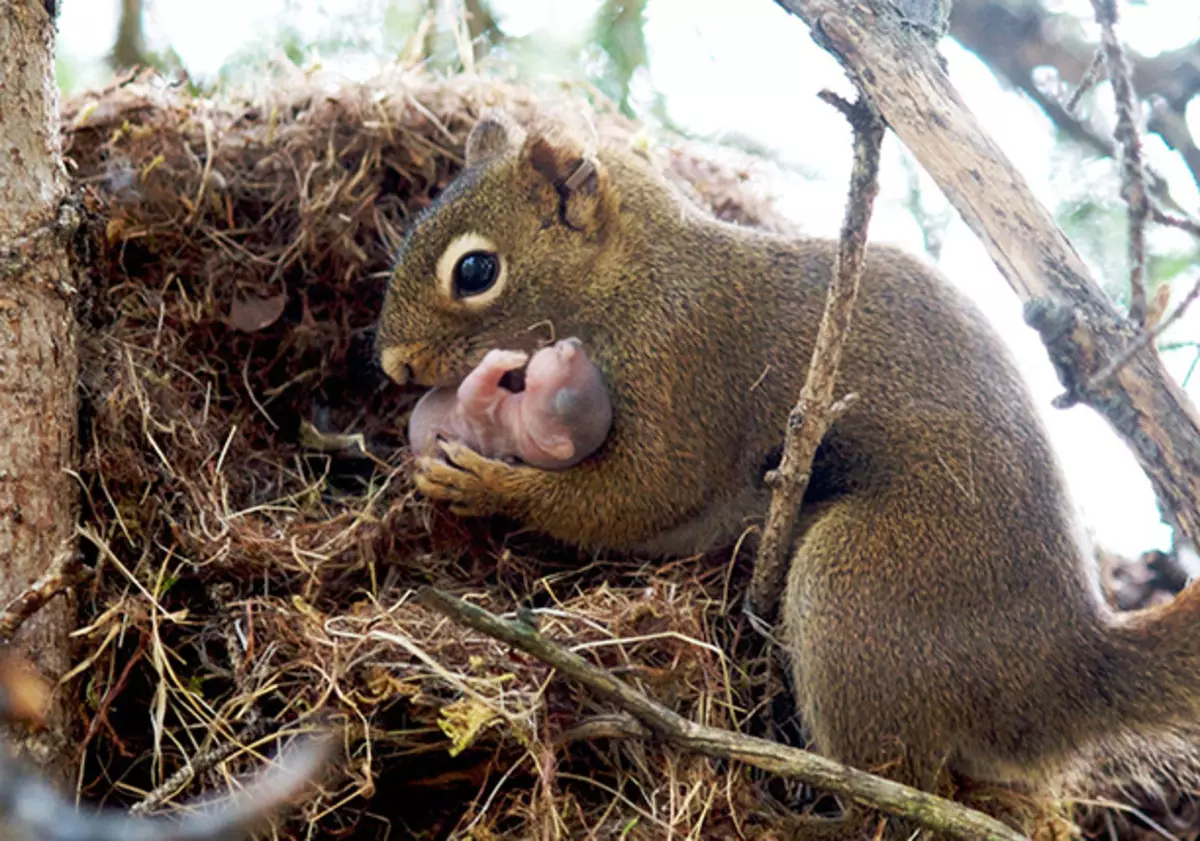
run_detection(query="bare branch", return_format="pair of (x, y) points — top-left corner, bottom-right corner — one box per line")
(1087, 273), (1200, 391)
(0, 550), (85, 642)
(1091, 0), (1149, 326)
(747, 93), (882, 621)
(128, 715), (267, 816)
(773, 0), (1200, 548)
(1153, 204), (1200, 238)
(418, 587), (1028, 841)
(949, 0), (1200, 194)
(1065, 49), (1106, 115)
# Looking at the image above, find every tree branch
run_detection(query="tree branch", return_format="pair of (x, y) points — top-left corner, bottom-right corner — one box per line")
(773, 0), (1200, 548)
(748, 92), (881, 621)
(0, 549), (85, 643)
(418, 586), (1028, 841)
(949, 0), (1200, 194)
(1092, 0), (1149, 326)
(110, 0), (151, 71)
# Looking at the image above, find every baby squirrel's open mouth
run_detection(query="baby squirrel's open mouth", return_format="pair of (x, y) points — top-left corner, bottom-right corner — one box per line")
(498, 367), (526, 393)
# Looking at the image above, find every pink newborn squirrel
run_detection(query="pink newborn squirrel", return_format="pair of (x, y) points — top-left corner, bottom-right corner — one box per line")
(407, 337), (613, 469)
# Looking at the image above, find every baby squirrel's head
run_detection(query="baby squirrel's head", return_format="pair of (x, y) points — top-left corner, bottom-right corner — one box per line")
(376, 109), (621, 388)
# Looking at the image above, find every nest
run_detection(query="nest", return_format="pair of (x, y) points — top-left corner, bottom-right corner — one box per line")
(62, 66), (797, 839)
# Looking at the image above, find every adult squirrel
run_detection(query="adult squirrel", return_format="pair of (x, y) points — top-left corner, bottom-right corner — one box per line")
(376, 109), (1200, 837)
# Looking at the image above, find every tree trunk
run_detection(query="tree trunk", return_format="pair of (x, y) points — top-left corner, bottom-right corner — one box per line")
(0, 0), (78, 776)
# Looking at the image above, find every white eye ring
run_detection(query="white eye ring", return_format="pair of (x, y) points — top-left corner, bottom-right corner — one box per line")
(436, 231), (507, 310)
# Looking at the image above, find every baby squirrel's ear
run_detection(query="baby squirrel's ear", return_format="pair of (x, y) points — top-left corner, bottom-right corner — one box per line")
(522, 128), (615, 238)
(465, 109), (527, 167)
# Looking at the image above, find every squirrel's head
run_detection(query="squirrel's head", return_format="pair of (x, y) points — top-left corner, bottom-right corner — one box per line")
(376, 109), (621, 388)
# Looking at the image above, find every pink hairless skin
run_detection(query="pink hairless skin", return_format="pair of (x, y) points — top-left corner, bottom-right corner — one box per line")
(407, 337), (613, 469)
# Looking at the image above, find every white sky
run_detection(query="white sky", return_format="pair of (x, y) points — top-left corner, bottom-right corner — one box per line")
(57, 0), (1200, 558)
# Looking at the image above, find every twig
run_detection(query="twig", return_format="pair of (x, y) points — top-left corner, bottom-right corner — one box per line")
(418, 587), (1028, 841)
(0, 550), (87, 642)
(1064, 48), (1106, 115)
(746, 92), (883, 621)
(1092, 0), (1150, 326)
(555, 714), (651, 746)
(1087, 273), (1200, 391)
(1152, 204), (1200, 238)
(129, 713), (268, 815)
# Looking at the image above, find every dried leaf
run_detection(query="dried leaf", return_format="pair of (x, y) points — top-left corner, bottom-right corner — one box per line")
(229, 292), (287, 332)
(437, 698), (501, 757)
(298, 420), (365, 453)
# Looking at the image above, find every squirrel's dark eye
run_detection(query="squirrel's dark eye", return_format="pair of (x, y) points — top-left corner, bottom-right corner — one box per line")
(453, 251), (500, 298)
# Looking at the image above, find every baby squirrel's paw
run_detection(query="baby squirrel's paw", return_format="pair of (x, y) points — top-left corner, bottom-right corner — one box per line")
(414, 439), (535, 516)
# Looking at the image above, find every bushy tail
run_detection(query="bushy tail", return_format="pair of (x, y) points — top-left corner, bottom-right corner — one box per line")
(1075, 581), (1200, 790)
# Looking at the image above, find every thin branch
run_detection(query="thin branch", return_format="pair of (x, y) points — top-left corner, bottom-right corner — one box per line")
(129, 714), (267, 816)
(1092, 0), (1149, 326)
(1152, 204), (1200, 238)
(1065, 49), (1106, 115)
(0, 550), (86, 642)
(1087, 273), (1200, 391)
(555, 714), (652, 746)
(746, 92), (882, 621)
(418, 587), (1028, 841)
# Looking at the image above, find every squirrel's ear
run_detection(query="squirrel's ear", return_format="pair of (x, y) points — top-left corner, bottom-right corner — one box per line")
(524, 132), (615, 237)
(465, 110), (526, 167)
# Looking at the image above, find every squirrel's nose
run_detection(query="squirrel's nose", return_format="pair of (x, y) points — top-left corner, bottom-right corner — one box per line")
(379, 346), (413, 385)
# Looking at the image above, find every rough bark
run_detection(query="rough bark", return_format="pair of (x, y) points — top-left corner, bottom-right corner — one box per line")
(772, 0), (1200, 546)
(0, 0), (79, 775)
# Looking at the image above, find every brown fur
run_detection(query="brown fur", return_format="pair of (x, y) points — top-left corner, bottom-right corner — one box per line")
(376, 110), (1200, 838)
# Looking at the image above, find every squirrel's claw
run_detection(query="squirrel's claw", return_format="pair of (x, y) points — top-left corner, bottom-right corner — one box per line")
(414, 439), (527, 516)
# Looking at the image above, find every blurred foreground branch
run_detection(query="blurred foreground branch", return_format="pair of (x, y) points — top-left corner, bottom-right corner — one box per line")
(0, 655), (332, 841)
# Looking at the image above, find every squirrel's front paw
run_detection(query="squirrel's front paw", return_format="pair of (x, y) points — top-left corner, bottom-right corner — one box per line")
(413, 439), (532, 517)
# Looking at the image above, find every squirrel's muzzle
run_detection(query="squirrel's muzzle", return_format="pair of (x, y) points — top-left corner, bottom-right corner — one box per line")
(379, 341), (471, 388)
(380, 345), (414, 385)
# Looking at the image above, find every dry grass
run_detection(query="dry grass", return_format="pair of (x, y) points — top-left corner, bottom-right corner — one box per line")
(62, 65), (797, 839)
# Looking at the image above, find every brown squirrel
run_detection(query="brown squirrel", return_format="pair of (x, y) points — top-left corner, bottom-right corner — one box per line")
(376, 109), (1200, 838)
(407, 337), (613, 469)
